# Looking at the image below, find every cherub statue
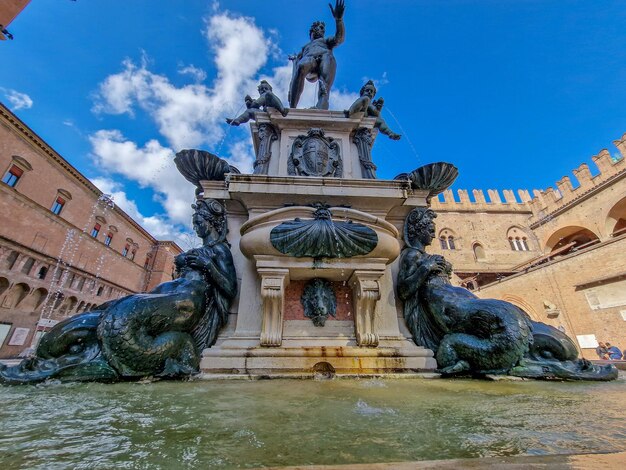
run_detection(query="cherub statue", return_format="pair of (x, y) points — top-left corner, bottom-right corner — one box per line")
(344, 80), (401, 140)
(226, 80), (288, 126)
(370, 97), (401, 140)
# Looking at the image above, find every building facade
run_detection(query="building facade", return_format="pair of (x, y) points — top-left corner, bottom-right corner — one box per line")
(0, 103), (181, 357)
(0, 0), (30, 40)
(431, 135), (626, 358)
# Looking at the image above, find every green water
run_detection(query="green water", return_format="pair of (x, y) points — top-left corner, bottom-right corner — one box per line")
(1, 376), (625, 469)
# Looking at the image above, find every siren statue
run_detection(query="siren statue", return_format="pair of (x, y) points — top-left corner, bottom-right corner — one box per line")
(288, 0), (345, 109)
(397, 164), (617, 381)
(0, 152), (237, 384)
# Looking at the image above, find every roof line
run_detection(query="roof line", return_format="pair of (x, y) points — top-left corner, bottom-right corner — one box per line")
(0, 101), (182, 251)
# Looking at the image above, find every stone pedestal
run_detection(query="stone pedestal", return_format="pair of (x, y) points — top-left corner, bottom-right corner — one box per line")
(198, 109), (437, 377)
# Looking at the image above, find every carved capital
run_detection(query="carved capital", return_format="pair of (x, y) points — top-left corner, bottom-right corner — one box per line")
(349, 270), (382, 347)
(259, 268), (290, 347)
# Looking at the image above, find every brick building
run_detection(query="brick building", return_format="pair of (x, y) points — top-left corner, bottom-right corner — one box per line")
(431, 134), (626, 358)
(0, 0), (30, 40)
(0, 103), (181, 357)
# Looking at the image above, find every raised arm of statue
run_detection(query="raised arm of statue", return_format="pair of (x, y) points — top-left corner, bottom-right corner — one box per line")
(327, 0), (345, 47)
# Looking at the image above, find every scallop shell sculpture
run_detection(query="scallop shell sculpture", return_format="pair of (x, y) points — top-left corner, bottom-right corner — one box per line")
(174, 149), (238, 195)
(395, 162), (459, 201)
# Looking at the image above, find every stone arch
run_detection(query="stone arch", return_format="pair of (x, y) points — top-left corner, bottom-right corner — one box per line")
(472, 242), (486, 261)
(58, 296), (78, 316)
(20, 287), (48, 312)
(544, 225), (600, 253)
(605, 194), (626, 237)
(36, 265), (49, 280)
(4, 283), (31, 309)
(499, 294), (540, 321)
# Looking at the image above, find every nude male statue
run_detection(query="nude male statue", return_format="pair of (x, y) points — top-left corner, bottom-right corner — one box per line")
(288, 0), (345, 110)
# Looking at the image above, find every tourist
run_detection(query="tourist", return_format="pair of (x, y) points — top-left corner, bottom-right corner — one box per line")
(596, 342), (609, 359)
(605, 342), (623, 360)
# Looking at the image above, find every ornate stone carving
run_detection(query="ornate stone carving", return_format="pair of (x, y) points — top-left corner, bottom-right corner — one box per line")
(259, 268), (289, 347)
(353, 128), (376, 179)
(350, 271), (381, 347)
(287, 129), (342, 177)
(397, 206), (617, 381)
(270, 203), (377, 258)
(254, 123), (278, 175)
(301, 278), (337, 327)
(0, 199), (238, 384)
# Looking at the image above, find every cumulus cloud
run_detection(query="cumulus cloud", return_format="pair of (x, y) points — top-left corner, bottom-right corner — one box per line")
(90, 176), (192, 246)
(1, 87), (33, 110)
(178, 64), (207, 82)
(89, 6), (359, 241)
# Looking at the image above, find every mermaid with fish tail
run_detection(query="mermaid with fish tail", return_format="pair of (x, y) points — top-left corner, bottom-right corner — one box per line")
(0, 199), (237, 384)
(398, 206), (617, 381)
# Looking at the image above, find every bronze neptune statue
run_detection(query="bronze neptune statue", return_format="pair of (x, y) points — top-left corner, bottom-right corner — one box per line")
(288, 0), (345, 110)
(397, 206), (617, 381)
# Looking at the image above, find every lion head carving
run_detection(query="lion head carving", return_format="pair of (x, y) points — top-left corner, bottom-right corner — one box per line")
(301, 278), (337, 327)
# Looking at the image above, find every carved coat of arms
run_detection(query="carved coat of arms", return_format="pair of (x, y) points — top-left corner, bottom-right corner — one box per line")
(287, 128), (343, 177)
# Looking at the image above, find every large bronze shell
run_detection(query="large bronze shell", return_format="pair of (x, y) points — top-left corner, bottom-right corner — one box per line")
(174, 149), (238, 195)
(395, 162), (459, 200)
(270, 217), (378, 258)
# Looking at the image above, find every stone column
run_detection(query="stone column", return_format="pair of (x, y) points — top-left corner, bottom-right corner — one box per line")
(259, 268), (289, 347)
(349, 270), (382, 347)
(353, 127), (377, 179)
(253, 123), (277, 175)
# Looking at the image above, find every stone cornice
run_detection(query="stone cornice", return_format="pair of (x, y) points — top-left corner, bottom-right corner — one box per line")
(0, 102), (164, 244)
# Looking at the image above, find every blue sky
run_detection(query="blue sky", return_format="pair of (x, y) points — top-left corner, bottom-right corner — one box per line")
(2, 0), (626, 241)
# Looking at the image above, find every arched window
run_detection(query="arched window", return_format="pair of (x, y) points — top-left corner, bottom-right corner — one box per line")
(21, 257), (35, 275)
(5, 251), (19, 270)
(507, 227), (531, 251)
(1, 156), (32, 188)
(438, 229), (457, 250)
(37, 266), (48, 280)
(473, 243), (486, 261)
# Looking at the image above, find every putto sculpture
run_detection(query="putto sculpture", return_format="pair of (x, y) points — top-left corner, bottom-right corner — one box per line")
(226, 80), (288, 126)
(345, 80), (401, 140)
(0, 198), (237, 384)
(288, 0), (345, 109)
(397, 205), (617, 381)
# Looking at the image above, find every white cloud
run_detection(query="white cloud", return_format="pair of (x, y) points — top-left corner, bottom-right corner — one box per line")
(89, 130), (194, 225)
(1, 87), (33, 110)
(89, 7), (360, 242)
(178, 64), (207, 82)
(90, 176), (193, 245)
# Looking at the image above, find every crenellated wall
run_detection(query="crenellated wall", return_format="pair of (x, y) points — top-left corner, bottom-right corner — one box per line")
(425, 132), (626, 356)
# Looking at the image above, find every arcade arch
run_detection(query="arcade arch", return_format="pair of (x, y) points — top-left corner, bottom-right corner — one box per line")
(606, 195), (626, 237)
(544, 225), (600, 255)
